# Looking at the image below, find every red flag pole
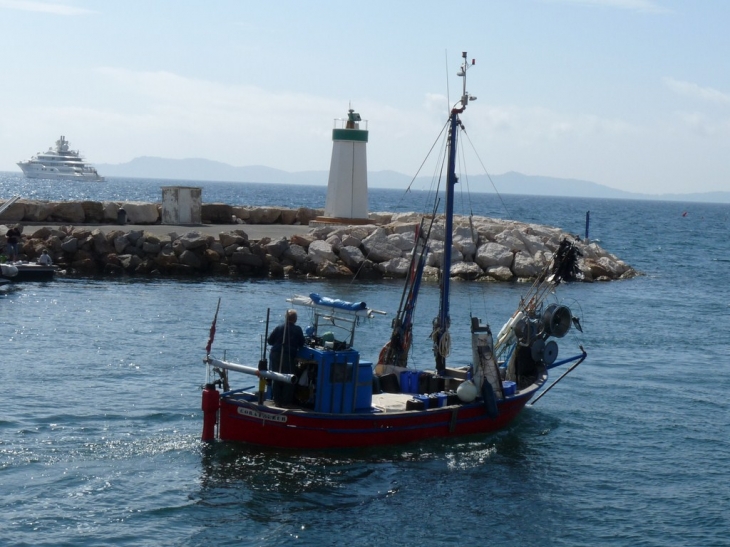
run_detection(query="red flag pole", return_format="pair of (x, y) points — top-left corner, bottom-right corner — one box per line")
(205, 298), (221, 355)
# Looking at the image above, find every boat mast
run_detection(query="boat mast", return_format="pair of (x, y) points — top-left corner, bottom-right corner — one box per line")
(433, 51), (476, 375)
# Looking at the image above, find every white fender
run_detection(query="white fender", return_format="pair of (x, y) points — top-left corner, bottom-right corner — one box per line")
(456, 380), (478, 403)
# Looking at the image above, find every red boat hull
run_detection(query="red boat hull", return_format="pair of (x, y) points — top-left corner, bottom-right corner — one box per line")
(214, 389), (537, 449)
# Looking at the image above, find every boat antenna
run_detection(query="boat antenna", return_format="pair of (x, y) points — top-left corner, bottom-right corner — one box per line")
(456, 51), (477, 109)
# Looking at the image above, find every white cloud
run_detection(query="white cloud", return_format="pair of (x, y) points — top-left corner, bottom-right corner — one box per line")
(94, 67), (351, 139)
(0, 0), (94, 15)
(671, 111), (730, 139)
(471, 103), (638, 146)
(663, 77), (730, 105)
(88, 68), (446, 171)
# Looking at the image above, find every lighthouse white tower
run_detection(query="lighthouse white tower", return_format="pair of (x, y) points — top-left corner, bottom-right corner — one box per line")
(320, 108), (370, 223)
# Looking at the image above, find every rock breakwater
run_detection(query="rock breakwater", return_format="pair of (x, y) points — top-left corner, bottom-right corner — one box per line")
(0, 198), (637, 282)
(0, 198), (321, 226)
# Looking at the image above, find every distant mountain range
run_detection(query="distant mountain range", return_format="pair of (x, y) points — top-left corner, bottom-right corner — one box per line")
(95, 156), (730, 203)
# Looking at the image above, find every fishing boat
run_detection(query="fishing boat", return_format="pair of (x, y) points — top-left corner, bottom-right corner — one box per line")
(200, 53), (587, 449)
(17, 136), (105, 181)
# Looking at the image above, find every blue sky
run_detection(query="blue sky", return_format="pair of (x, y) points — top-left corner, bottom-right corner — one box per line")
(0, 0), (728, 194)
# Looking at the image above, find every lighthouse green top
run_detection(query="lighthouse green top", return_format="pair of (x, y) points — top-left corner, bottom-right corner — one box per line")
(332, 109), (369, 142)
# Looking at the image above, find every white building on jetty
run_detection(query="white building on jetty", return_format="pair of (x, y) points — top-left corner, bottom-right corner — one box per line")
(316, 109), (370, 225)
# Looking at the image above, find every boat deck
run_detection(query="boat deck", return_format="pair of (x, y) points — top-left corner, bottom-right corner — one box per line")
(371, 392), (414, 412)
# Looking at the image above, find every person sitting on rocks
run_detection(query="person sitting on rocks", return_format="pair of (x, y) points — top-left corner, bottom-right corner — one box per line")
(38, 249), (53, 266)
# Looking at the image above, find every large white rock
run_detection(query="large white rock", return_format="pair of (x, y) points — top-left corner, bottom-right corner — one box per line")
(24, 201), (55, 222)
(362, 228), (403, 262)
(247, 207), (281, 224)
(450, 261), (482, 280)
(101, 202), (119, 222)
(423, 265), (440, 278)
(349, 226), (377, 240)
(495, 228), (527, 252)
(368, 212), (392, 224)
(379, 257), (412, 276)
(512, 252), (541, 278)
(265, 237), (289, 258)
(325, 234), (342, 252)
(283, 244), (307, 264)
(428, 223), (446, 242)
(475, 241), (513, 269)
(387, 232), (415, 252)
(51, 201), (86, 223)
(219, 231), (248, 247)
(453, 225), (478, 259)
(425, 251), (438, 268)
(390, 212), (424, 224)
(486, 265), (514, 281)
(428, 242), (463, 268)
(519, 232), (549, 256)
(308, 240), (337, 264)
(179, 232), (209, 250)
(339, 245), (365, 270)
(341, 234), (361, 247)
(386, 221), (420, 235)
(290, 233), (317, 248)
(473, 218), (513, 241)
(122, 202), (160, 224)
(587, 255), (630, 279)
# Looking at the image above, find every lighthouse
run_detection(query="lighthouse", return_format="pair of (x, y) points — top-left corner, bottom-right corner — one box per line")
(318, 108), (370, 224)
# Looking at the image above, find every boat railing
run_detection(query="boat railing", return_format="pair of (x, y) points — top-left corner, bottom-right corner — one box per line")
(288, 293), (385, 349)
(288, 294), (385, 319)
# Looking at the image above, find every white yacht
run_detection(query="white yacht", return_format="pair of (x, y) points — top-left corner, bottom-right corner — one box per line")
(17, 136), (105, 181)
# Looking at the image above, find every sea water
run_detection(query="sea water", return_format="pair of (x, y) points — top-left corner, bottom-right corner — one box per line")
(1, 173), (729, 546)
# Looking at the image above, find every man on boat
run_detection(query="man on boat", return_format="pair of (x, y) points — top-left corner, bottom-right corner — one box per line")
(267, 309), (305, 406)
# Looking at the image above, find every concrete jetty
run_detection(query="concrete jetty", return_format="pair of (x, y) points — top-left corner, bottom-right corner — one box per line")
(0, 198), (637, 282)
